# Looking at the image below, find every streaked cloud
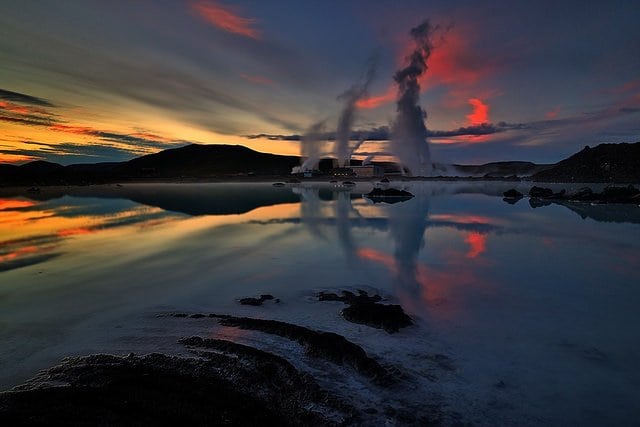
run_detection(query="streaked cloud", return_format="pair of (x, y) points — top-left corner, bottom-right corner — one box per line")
(240, 74), (274, 85)
(0, 89), (54, 107)
(191, 0), (260, 39)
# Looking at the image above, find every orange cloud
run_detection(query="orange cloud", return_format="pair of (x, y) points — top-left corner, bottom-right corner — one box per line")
(0, 153), (36, 163)
(191, 1), (260, 39)
(466, 98), (489, 125)
(57, 227), (94, 237)
(49, 124), (95, 135)
(0, 199), (36, 210)
(464, 232), (486, 258)
(240, 74), (274, 85)
(0, 101), (50, 116)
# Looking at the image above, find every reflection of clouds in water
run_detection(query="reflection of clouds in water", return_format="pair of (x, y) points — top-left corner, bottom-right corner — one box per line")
(0, 197), (184, 273)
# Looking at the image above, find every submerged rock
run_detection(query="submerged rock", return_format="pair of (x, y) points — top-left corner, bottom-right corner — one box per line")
(317, 290), (413, 334)
(238, 294), (276, 306)
(503, 189), (523, 199)
(209, 314), (394, 386)
(503, 188), (523, 204)
(529, 186), (554, 198)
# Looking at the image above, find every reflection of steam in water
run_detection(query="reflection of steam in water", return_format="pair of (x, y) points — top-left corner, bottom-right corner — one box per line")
(335, 191), (361, 266)
(292, 186), (327, 241)
(386, 185), (430, 298)
(296, 184), (430, 299)
(295, 185), (363, 265)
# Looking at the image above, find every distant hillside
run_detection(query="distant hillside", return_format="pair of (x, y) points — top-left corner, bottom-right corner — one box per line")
(449, 161), (552, 178)
(114, 144), (299, 178)
(532, 142), (640, 183)
(0, 144), (301, 185)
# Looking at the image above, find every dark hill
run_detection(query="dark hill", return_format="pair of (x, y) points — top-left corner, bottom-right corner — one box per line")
(451, 161), (551, 178)
(114, 144), (299, 178)
(532, 142), (640, 183)
(0, 145), (301, 185)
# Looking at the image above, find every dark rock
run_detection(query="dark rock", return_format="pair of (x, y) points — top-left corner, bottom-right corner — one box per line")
(364, 188), (414, 204)
(568, 187), (594, 200)
(189, 313), (206, 319)
(503, 189), (523, 199)
(0, 353), (338, 426)
(529, 186), (554, 198)
(208, 314), (394, 386)
(239, 297), (263, 306)
(532, 141), (640, 183)
(343, 303), (412, 334)
(317, 290), (412, 333)
(601, 185), (640, 203)
(529, 198), (552, 209)
(239, 294), (276, 306)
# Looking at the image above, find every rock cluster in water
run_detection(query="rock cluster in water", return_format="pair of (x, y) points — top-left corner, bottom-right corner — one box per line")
(317, 290), (414, 333)
(503, 185), (640, 206)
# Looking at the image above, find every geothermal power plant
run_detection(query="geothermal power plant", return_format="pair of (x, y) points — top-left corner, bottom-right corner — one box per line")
(293, 20), (437, 177)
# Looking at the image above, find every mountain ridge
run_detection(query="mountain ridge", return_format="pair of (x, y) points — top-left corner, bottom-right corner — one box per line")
(1, 141), (639, 185)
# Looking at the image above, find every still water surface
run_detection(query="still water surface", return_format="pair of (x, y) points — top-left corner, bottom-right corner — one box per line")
(1, 182), (638, 424)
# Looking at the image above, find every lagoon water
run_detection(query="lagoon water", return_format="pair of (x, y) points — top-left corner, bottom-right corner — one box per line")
(1, 182), (639, 425)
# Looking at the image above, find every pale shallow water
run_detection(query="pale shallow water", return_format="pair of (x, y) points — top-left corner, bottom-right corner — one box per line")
(1, 182), (639, 425)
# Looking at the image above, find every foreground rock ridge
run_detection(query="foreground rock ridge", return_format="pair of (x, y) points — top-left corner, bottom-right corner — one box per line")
(1, 294), (455, 426)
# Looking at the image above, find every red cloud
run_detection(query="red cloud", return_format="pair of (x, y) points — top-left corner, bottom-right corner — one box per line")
(191, 1), (260, 39)
(466, 98), (489, 125)
(49, 124), (95, 135)
(464, 232), (486, 258)
(0, 101), (50, 116)
(545, 107), (560, 120)
(358, 28), (494, 110)
(240, 74), (274, 85)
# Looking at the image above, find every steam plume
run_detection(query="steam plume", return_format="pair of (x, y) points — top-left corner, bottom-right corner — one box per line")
(292, 120), (327, 173)
(390, 20), (436, 176)
(335, 58), (376, 167)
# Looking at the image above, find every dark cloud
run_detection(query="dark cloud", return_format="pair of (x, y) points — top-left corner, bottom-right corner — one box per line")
(0, 114), (56, 127)
(246, 122), (526, 141)
(0, 88), (54, 107)
(2, 137), (187, 165)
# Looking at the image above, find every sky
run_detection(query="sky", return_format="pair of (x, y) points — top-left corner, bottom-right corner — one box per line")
(1, 0), (639, 166)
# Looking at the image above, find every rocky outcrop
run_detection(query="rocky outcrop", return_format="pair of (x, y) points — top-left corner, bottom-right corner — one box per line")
(0, 352), (348, 425)
(532, 142), (640, 183)
(238, 294), (277, 306)
(317, 290), (413, 333)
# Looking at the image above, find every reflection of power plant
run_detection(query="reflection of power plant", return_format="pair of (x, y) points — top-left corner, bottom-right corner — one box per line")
(295, 183), (429, 299)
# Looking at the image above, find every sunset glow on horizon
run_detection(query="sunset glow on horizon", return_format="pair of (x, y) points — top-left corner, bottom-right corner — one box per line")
(1, 1), (638, 166)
